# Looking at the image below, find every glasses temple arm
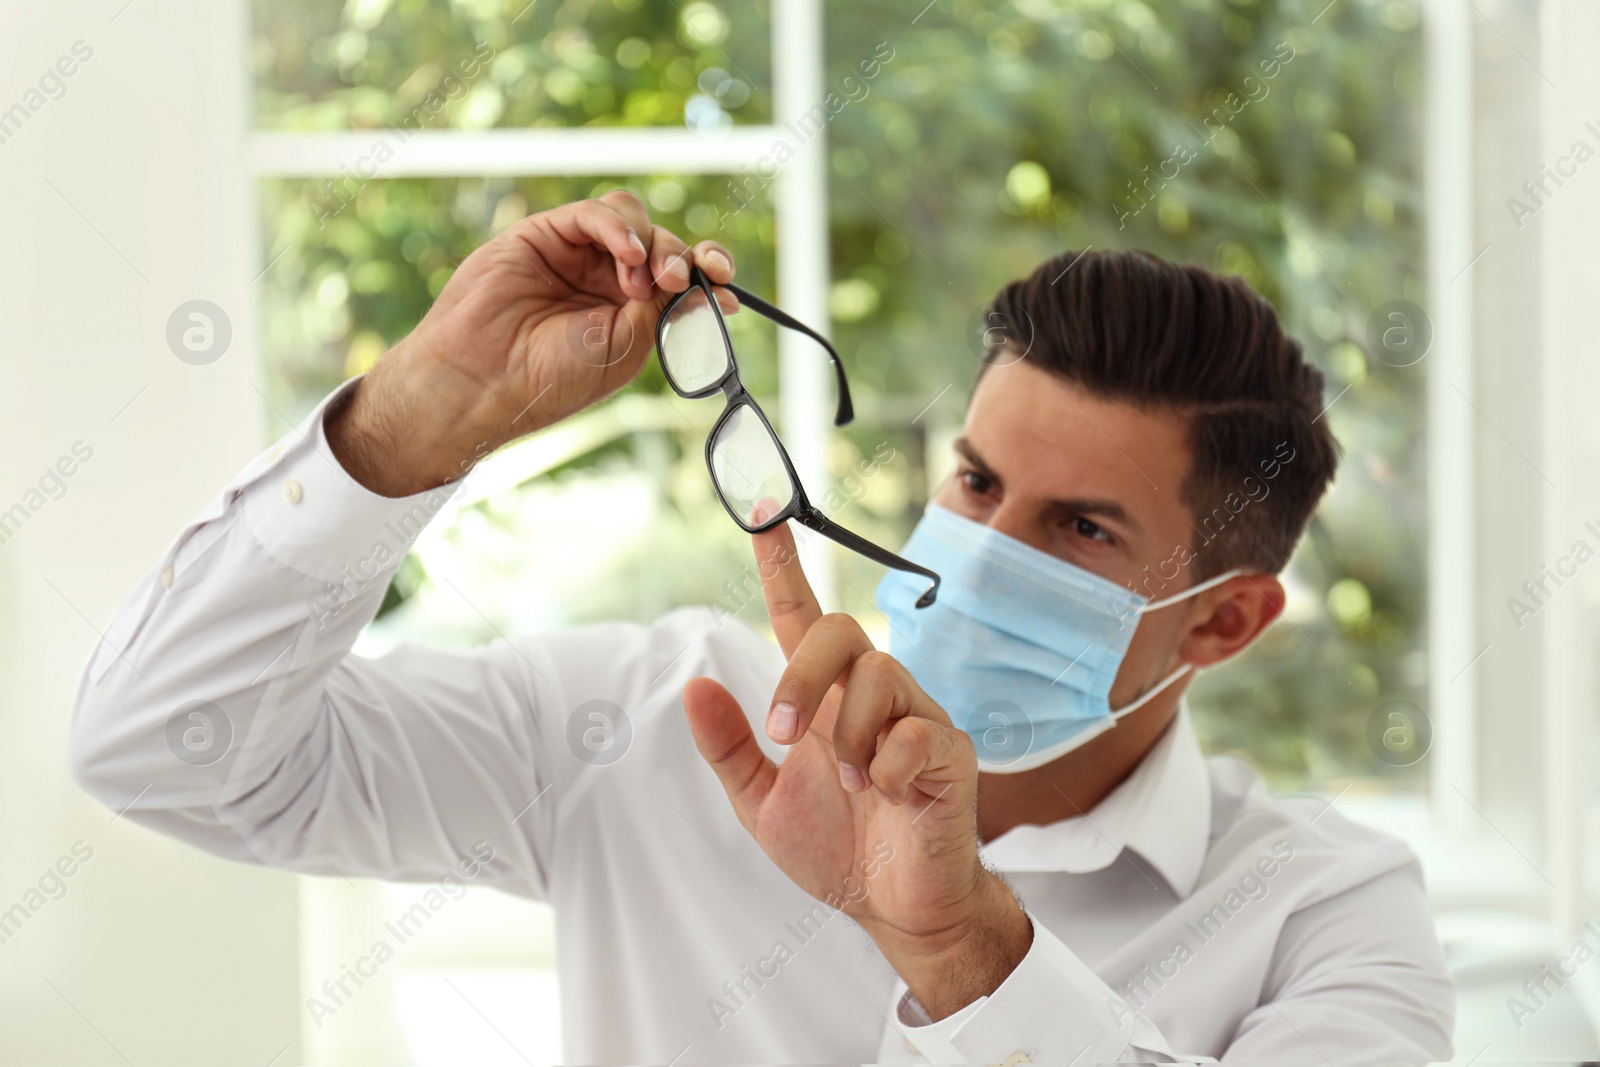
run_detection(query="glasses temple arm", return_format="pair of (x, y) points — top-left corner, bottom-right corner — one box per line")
(724, 282), (854, 427)
(792, 507), (940, 608)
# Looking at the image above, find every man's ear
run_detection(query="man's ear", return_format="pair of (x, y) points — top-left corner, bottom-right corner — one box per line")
(1178, 574), (1285, 668)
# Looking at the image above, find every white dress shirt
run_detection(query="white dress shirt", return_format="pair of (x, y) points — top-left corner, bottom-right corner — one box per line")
(69, 381), (1454, 1064)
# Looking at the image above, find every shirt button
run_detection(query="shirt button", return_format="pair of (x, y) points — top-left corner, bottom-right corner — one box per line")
(902, 1036), (918, 1054)
(159, 565), (174, 588)
(281, 479), (303, 504)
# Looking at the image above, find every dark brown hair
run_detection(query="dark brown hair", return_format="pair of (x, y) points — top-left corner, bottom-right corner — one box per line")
(978, 248), (1340, 582)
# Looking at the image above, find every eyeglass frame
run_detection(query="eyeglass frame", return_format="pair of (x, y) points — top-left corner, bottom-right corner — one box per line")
(655, 265), (940, 608)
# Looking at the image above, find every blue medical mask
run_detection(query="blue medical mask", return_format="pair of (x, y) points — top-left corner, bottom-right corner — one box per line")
(874, 504), (1241, 773)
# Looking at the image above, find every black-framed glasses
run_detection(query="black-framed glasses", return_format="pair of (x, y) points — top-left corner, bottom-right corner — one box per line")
(656, 266), (940, 608)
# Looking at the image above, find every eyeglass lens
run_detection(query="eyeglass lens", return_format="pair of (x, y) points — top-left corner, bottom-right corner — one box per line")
(710, 403), (796, 529)
(657, 286), (730, 393)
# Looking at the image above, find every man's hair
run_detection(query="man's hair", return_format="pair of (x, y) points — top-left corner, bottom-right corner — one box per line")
(977, 248), (1340, 579)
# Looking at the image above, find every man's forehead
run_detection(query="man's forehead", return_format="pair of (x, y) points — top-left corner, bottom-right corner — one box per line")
(964, 362), (1192, 493)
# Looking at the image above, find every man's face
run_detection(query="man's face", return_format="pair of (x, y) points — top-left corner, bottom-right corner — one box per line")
(930, 359), (1207, 707)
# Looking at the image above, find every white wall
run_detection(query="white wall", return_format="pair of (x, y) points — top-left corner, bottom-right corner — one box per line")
(1537, 0), (1600, 935)
(0, 2), (301, 1063)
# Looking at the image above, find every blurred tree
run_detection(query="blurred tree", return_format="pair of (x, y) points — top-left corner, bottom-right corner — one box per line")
(252, 0), (770, 129)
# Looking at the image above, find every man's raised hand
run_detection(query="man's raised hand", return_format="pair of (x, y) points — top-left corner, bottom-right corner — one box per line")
(681, 517), (1034, 1021)
(327, 190), (738, 497)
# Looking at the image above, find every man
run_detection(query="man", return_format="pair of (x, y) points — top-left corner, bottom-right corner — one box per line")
(70, 191), (1453, 1062)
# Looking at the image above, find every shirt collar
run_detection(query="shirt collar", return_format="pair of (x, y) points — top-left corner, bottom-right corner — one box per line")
(978, 700), (1211, 898)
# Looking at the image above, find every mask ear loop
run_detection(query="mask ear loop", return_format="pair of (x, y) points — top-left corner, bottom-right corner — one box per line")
(1139, 567), (1245, 613)
(1109, 567), (1249, 719)
(1109, 662), (1192, 719)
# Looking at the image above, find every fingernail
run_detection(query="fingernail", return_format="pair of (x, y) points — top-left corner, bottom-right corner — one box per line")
(839, 763), (867, 792)
(630, 263), (652, 290)
(667, 256), (690, 282)
(703, 250), (732, 277)
(767, 703), (797, 742)
(627, 231), (646, 257)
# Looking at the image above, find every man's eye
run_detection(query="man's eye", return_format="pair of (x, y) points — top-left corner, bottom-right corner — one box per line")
(960, 470), (992, 495)
(1074, 516), (1111, 542)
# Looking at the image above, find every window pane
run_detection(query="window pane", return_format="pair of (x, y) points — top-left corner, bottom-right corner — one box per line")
(825, 0), (1426, 793)
(251, 0), (771, 130)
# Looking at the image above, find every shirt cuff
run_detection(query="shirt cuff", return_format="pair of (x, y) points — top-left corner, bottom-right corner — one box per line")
(241, 376), (460, 586)
(894, 911), (1135, 1064)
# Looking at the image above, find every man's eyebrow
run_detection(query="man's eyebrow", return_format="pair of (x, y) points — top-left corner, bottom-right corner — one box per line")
(952, 436), (1138, 532)
(952, 436), (996, 481)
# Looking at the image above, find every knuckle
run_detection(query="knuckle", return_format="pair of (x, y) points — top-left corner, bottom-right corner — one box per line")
(835, 723), (877, 762)
(765, 590), (805, 614)
(602, 190), (647, 222)
(818, 612), (862, 639)
(894, 715), (935, 750)
(854, 649), (899, 682)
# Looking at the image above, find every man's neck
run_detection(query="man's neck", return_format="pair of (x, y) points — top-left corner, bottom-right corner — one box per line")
(974, 695), (1183, 843)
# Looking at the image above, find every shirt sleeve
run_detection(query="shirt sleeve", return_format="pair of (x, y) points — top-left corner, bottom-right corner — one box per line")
(893, 912), (1184, 1064)
(894, 861), (1454, 1064)
(68, 378), (559, 897)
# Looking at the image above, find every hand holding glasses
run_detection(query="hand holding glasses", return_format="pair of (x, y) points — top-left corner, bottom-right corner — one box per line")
(656, 266), (940, 608)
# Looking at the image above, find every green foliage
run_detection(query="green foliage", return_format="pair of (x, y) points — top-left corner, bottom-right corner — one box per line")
(260, 173), (777, 422)
(253, 0), (771, 130)
(254, 0), (1426, 790)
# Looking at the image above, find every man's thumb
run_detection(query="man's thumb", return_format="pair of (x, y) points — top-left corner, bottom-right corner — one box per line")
(682, 677), (775, 829)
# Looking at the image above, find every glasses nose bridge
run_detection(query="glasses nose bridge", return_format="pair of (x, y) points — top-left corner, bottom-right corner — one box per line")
(717, 369), (746, 405)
